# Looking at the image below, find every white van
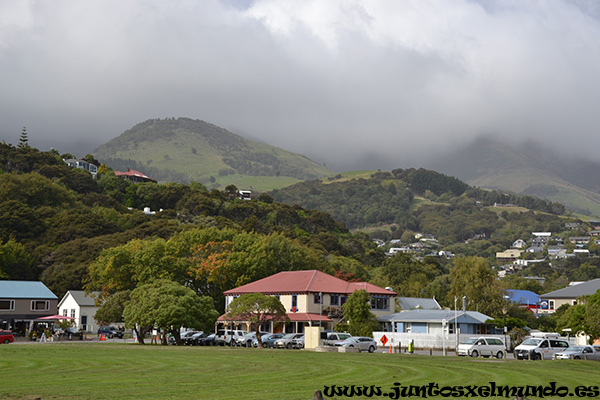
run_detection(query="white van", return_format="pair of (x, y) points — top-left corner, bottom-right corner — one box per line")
(514, 332), (569, 360)
(457, 337), (506, 358)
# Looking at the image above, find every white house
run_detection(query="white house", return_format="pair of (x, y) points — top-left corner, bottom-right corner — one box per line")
(58, 291), (101, 333)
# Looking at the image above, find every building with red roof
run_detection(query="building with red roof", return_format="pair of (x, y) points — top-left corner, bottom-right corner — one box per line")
(114, 168), (156, 183)
(219, 270), (396, 333)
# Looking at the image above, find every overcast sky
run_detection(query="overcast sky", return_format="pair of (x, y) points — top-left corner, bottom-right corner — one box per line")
(2, 0), (600, 171)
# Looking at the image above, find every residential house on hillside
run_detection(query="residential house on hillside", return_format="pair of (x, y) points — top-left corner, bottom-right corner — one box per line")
(539, 278), (600, 313)
(219, 270), (397, 333)
(64, 159), (98, 178)
(58, 290), (102, 333)
(512, 239), (526, 249)
(496, 249), (523, 263)
(0, 281), (58, 335)
(114, 168), (156, 183)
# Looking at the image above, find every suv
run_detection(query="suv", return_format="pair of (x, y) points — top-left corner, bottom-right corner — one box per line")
(514, 333), (569, 360)
(214, 329), (247, 346)
(0, 330), (14, 344)
(458, 337), (506, 358)
(97, 326), (123, 339)
(323, 332), (351, 346)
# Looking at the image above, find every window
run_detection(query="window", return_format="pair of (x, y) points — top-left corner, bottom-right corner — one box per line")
(274, 295), (280, 301)
(291, 295), (298, 312)
(313, 293), (321, 304)
(549, 300), (555, 310)
(31, 300), (49, 311)
(71, 309), (76, 318)
(0, 300), (15, 311)
(340, 296), (347, 306)
(370, 296), (390, 311)
(330, 294), (339, 306)
(62, 309), (68, 316)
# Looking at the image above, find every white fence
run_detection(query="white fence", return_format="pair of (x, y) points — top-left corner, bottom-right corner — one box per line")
(373, 332), (512, 351)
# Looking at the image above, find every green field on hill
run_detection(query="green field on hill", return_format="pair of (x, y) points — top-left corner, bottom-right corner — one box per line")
(1, 344), (598, 399)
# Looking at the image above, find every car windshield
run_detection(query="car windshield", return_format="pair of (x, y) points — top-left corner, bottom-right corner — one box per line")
(568, 346), (586, 352)
(521, 338), (542, 346)
(461, 338), (478, 344)
(282, 334), (295, 339)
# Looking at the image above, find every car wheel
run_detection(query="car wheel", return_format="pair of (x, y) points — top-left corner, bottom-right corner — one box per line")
(3, 339), (10, 344)
(368, 346), (375, 353)
(496, 351), (504, 359)
(470, 350), (479, 358)
(286, 343), (292, 349)
(574, 356), (581, 360)
(262, 343), (268, 348)
(532, 352), (541, 360)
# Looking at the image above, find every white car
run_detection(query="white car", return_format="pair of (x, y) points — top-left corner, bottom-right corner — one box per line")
(458, 337), (506, 358)
(334, 337), (377, 353)
(555, 345), (600, 360)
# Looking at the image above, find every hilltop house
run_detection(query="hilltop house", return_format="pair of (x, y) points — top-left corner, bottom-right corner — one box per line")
(219, 270), (397, 333)
(64, 159), (98, 178)
(114, 168), (156, 184)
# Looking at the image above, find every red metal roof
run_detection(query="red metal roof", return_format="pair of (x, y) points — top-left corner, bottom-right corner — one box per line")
(223, 270), (396, 296)
(114, 168), (155, 181)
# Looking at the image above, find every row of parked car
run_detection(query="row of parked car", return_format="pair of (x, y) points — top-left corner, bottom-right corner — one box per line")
(457, 333), (600, 361)
(172, 330), (379, 352)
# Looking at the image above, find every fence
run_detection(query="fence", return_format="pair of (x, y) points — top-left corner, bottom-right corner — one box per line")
(373, 331), (512, 351)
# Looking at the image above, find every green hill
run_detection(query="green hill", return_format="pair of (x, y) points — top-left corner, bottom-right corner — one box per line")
(431, 137), (600, 218)
(93, 118), (333, 191)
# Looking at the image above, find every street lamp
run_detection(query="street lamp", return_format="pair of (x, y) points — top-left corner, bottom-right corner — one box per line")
(502, 306), (507, 347)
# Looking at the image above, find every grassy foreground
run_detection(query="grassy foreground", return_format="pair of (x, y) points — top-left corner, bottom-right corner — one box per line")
(0, 343), (598, 400)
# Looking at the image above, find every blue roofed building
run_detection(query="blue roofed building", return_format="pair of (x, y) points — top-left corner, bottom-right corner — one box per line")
(505, 289), (540, 312)
(0, 281), (58, 335)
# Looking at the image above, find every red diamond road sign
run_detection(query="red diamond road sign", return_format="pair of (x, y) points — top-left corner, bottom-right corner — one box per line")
(380, 334), (388, 346)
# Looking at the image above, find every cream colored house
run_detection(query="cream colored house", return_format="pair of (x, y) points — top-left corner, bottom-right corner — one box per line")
(539, 279), (600, 313)
(219, 270), (397, 333)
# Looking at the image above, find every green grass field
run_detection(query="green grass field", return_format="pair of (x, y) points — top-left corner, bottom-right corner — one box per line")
(0, 344), (598, 400)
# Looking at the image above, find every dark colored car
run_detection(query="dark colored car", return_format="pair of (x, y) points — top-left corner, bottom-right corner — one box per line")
(98, 326), (123, 339)
(0, 330), (14, 344)
(198, 333), (216, 346)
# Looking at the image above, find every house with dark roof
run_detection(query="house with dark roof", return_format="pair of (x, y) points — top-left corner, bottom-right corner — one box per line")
(220, 270), (397, 333)
(539, 278), (600, 313)
(0, 281), (58, 334)
(397, 297), (441, 311)
(114, 168), (156, 183)
(58, 290), (103, 333)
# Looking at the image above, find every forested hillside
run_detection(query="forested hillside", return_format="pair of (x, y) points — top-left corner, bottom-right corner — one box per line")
(2, 142), (600, 335)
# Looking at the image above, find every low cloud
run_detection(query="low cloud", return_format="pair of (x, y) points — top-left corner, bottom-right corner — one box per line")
(1, 0), (600, 171)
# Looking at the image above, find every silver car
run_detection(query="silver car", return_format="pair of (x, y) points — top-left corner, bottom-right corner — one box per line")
(555, 345), (600, 360)
(274, 333), (304, 349)
(334, 336), (378, 353)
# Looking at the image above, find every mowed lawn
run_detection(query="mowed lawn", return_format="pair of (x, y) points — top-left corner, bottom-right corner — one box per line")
(0, 343), (598, 400)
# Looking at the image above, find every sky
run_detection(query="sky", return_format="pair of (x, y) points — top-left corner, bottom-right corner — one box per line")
(2, 0), (600, 172)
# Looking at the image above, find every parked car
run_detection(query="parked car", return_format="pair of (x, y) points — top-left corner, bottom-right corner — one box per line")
(214, 329), (247, 346)
(198, 333), (216, 346)
(555, 345), (600, 360)
(292, 335), (305, 349)
(457, 337), (506, 358)
(514, 334), (570, 360)
(334, 336), (378, 353)
(97, 326), (123, 339)
(253, 333), (284, 348)
(236, 331), (269, 347)
(323, 332), (351, 346)
(185, 332), (207, 346)
(274, 333), (304, 349)
(0, 330), (14, 344)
